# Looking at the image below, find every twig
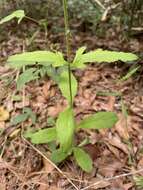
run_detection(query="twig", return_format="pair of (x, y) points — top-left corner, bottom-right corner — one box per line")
(81, 168), (143, 190)
(22, 136), (79, 190)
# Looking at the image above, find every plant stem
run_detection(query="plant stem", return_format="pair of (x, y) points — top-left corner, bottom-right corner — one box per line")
(62, 0), (73, 107)
(25, 16), (40, 25)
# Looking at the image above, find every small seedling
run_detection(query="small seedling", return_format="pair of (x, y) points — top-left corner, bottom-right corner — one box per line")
(0, 2), (139, 172)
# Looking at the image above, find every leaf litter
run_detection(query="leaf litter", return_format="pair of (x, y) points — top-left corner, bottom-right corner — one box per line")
(0, 23), (143, 190)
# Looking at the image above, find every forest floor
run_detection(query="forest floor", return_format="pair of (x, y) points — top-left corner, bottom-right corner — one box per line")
(0, 22), (143, 190)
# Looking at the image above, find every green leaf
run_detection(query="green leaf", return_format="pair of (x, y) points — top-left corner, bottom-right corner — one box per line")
(119, 66), (140, 82)
(7, 51), (67, 69)
(73, 48), (138, 68)
(11, 113), (28, 125)
(17, 68), (39, 90)
(77, 111), (118, 129)
(81, 49), (138, 63)
(0, 10), (25, 25)
(25, 127), (56, 144)
(56, 107), (75, 152)
(96, 91), (122, 97)
(73, 147), (93, 172)
(23, 107), (36, 124)
(72, 46), (87, 68)
(51, 149), (69, 163)
(58, 71), (77, 103)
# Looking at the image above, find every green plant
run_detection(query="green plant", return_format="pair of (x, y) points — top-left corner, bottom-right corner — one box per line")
(0, 4), (139, 172)
(134, 176), (143, 189)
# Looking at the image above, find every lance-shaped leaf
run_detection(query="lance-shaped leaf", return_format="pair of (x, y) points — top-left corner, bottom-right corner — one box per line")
(77, 111), (118, 129)
(119, 66), (140, 82)
(0, 10), (25, 24)
(81, 49), (138, 63)
(73, 147), (93, 172)
(17, 68), (39, 90)
(56, 107), (75, 152)
(58, 71), (77, 104)
(25, 127), (56, 144)
(73, 48), (138, 68)
(7, 51), (67, 69)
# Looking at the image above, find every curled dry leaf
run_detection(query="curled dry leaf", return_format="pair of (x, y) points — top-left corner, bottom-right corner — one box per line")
(115, 113), (130, 140)
(0, 107), (9, 121)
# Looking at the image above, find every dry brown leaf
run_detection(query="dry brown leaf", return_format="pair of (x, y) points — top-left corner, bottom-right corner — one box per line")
(104, 142), (120, 159)
(96, 155), (124, 177)
(111, 179), (133, 190)
(123, 183), (134, 190)
(137, 157), (143, 175)
(107, 96), (115, 111)
(36, 95), (47, 103)
(49, 186), (62, 190)
(9, 128), (21, 138)
(39, 184), (50, 190)
(49, 87), (56, 98)
(43, 158), (55, 174)
(48, 105), (65, 118)
(14, 99), (29, 108)
(115, 114), (130, 140)
(0, 183), (5, 190)
(105, 135), (129, 155)
(0, 121), (5, 130)
(0, 107), (9, 121)
(42, 83), (51, 99)
(90, 178), (110, 189)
